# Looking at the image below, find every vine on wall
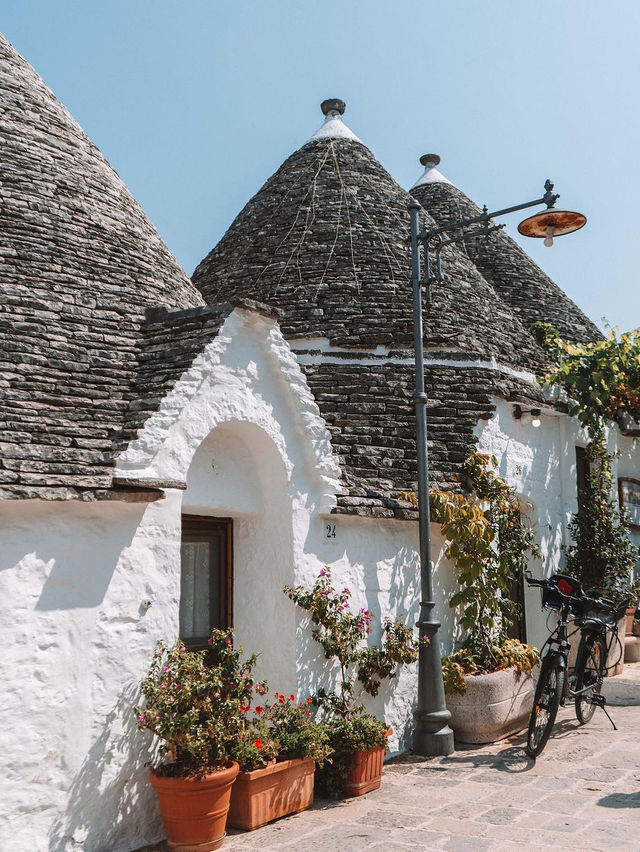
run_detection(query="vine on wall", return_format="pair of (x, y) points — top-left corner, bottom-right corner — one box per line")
(414, 452), (540, 693)
(531, 321), (640, 597)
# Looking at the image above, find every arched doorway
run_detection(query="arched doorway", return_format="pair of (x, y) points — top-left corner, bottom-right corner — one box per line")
(179, 420), (297, 690)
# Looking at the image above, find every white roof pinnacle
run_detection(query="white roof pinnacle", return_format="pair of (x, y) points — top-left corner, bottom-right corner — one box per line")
(307, 98), (362, 144)
(411, 153), (454, 189)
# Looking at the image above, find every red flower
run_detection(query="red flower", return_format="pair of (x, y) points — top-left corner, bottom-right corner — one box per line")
(289, 694), (295, 701)
(279, 696), (285, 703)
(306, 697), (312, 703)
(305, 710), (310, 717)
(254, 739), (263, 750)
(255, 706), (264, 714)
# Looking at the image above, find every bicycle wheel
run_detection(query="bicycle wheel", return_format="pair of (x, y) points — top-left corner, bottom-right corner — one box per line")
(574, 633), (607, 725)
(526, 657), (564, 758)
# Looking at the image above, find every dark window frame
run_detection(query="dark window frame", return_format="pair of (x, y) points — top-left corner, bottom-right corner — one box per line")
(180, 515), (233, 651)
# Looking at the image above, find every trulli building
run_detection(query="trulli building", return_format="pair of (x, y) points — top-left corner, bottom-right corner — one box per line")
(0, 33), (638, 852)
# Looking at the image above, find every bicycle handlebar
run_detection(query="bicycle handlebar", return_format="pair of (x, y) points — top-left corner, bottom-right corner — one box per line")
(526, 575), (630, 619)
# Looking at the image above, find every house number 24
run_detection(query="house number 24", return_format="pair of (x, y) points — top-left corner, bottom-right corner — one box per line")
(325, 524), (337, 539)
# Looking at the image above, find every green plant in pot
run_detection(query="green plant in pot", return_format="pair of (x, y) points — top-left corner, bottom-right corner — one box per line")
(434, 452), (540, 743)
(134, 629), (263, 851)
(284, 569), (421, 797)
(227, 692), (332, 831)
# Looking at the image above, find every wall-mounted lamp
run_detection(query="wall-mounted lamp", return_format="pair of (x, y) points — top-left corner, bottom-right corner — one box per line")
(514, 404), (542, 428)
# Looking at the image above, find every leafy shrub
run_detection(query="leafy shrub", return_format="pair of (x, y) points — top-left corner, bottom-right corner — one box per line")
(315, 708), (389, 799)
(442, 639), (539, 695)
(284, 570), (419, 796)
(564, 437), (639, 598)
(284, 568), (422, 713)
(432, 452), (539, 684)
(134, 629), (264, 777)
(262, 692), (331, 764)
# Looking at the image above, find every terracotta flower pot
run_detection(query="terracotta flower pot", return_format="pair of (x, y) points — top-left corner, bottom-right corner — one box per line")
(149, 762), (239, 852)
(227, 757), (315, 831)
(446, 668), (534, 744)
(343, 745), (385, 797)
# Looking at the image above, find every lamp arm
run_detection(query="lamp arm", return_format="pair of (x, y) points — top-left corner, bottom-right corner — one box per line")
(419, 183), (559, 242)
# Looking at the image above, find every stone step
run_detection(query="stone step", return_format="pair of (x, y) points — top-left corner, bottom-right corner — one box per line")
(602, 660), (640, 705)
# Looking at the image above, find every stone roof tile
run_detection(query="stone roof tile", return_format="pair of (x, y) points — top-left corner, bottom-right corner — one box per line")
(0, 32), (204, 499)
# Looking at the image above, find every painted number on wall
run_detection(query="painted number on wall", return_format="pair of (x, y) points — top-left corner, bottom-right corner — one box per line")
(326, 524), (337, 539)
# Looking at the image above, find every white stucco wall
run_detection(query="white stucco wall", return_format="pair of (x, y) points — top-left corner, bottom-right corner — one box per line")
(6, 304), (639, 852)
(0, 493), (183, 852)
(476, 399), (640, 650)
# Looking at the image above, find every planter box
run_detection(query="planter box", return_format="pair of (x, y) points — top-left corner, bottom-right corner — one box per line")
(227, 757), (314, 831)
(343, 745), (385, 797)
(446, 667), (534, 744)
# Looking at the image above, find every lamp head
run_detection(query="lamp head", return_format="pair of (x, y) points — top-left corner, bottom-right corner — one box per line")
(518, 209), (587, 245)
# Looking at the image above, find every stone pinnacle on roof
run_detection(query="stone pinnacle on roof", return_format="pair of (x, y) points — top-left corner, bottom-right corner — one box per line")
(410, 153), (601, 344)
(308, 97), (362, 144)
(411, 153), (453, 188)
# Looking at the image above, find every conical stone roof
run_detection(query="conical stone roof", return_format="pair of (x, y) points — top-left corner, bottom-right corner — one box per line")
(192, 105), (546, 370)
(0, 33), (204, 498)
(410, 156), (601, 344)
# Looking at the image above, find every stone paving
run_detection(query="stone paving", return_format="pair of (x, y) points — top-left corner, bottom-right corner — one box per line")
(139, 673), (640, 851)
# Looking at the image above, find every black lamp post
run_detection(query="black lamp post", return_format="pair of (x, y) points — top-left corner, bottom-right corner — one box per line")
(408, 180), (586, 757)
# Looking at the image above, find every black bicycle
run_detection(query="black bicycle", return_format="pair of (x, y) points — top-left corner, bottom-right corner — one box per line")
(525, 573), (628, 758)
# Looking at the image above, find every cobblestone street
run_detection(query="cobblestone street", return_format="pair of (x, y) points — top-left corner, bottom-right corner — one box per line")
(141, 674), (640, 852)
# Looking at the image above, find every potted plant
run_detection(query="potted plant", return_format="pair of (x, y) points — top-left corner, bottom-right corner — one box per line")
(284, 569), (420, 797)
(433, 452), (540, 743)
(227, 692), (331, 830)
(134, 629), (263, 851)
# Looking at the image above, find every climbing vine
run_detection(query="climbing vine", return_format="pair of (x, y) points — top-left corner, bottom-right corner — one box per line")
(531, 321), (640, 436)
(429, 452), (540, 693)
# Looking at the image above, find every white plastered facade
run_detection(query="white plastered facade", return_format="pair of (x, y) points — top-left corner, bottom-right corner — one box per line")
(2, 309), (639, 851)
(476, 399), (640, 651)
(0, 309), (455, 851)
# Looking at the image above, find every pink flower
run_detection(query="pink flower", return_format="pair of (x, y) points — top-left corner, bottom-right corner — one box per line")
(213, 691), (220, 699)
(256, 684), (267, 696)
(137, 713), (146, 724)
(180, 646), (186, 652)
(162, 666), (169, 673)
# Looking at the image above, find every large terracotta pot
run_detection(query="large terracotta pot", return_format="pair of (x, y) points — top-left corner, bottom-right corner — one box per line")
(227, 757), (314, 831)
(149, 762), (239, 852)
(446, 667), (534, 744)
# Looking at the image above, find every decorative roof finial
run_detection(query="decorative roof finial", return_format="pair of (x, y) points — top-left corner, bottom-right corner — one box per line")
(307, 98), (361, 144)
(411, 153), (453, 189)
(420, 153), (441, 168)
(321, 98), (346, 116)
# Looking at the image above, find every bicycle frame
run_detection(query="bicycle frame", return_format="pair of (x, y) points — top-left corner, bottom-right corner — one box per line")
(538, 598), (619, 713)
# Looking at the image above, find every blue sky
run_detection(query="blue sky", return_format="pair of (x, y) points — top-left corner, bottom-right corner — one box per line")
(3, 1), (639, 331)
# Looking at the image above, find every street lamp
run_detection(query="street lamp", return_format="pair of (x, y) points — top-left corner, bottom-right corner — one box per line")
(408, 178), (586, 757)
